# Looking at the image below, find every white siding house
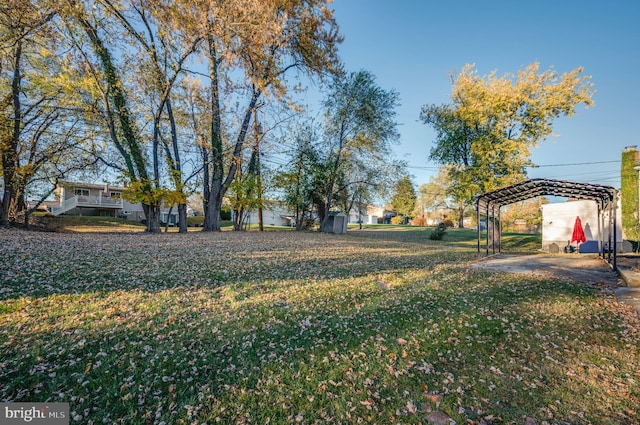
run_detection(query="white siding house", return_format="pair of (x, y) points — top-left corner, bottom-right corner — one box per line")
(49, 182), (178, 224)
(242, 203), (386, 228)
(541, 199), (624, 252)
(348, 207), (380, 225)
(243, 203), (295, 227)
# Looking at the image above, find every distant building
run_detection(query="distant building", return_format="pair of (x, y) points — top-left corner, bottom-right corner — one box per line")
(49, 181), (178, 225)
(242, 202), (296, 227)
(348, 205), (384, 225)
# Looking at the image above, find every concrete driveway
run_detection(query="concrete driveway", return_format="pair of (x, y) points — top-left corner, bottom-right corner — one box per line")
(472, 254), (640, 316)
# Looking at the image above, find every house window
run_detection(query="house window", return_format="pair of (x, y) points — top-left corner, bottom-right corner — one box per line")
(75, 189), (89, 197)
(161, 213), (176, 225)
(109, 191), (121, 199)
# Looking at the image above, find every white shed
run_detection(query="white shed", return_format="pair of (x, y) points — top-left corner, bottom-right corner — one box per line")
(322, 212), (348, 234)
(541, 199), (623, 252)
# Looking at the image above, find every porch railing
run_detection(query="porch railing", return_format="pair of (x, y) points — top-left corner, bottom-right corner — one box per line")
(49, 195), (123, 216)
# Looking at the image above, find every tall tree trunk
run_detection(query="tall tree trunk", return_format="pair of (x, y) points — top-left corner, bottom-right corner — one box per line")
(166, 100), (188, 234)
(9, 187), (25, 221)
(144, 204), (161, 233)
(204, 182), (223, 231)
(164, 205), (173, 233)
(319, 129), (346, 233)
(251, 109), (264, 232)
(203, 33), (264, 231)
(203, 35), (223, 231)
(0, 189), (10, 227)
(1, 151), (15, 227)
(205, 92), (260, 231)
(295, 207), (302, 231)
(105, 2), (198, 234)
(177, 203), (188, 233)
(201, 144), (210, 227)
(76, 8), (160, 233)
(1, 39), (23, 227)
(233, 207), (244, 231)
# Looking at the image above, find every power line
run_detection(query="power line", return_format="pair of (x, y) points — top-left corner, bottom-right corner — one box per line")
(527, 160), (620, 168)
(406, 160), (621, 172)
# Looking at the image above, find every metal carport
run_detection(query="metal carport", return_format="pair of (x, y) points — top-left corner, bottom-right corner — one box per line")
(475, 178), (619, 270)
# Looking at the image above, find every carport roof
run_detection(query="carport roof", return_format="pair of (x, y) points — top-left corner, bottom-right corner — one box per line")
(475, 178), (618, 211)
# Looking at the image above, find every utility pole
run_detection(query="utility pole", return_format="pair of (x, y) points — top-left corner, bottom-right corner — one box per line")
(253, 109), (264, 231)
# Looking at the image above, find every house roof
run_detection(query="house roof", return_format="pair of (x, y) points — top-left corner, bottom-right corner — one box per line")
(60, 181), (126, 191)
(475, 178), (618, 212)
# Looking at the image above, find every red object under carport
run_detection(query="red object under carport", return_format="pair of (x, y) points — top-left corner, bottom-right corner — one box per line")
(571, 216), (586, 245)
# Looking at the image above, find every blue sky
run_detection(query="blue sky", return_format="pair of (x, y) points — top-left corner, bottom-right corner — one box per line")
(323, 0), (640, 188)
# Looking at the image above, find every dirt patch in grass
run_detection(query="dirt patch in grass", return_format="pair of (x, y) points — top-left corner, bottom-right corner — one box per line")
(473, 253), (621, 288)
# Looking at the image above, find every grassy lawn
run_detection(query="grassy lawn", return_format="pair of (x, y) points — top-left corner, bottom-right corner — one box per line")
(46, 216), (290, 233)
(26, 216), (149, 233)
(1, 227), (638, 424)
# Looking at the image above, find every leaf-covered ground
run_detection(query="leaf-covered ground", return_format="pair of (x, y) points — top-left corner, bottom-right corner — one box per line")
(1, 228), (638, 424)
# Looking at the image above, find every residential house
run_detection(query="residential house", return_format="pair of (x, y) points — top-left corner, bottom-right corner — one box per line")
(348, 205), (383, 225)
(49, 181), (178, 225)
(241, 203), (384, 228)
(242, 202), (296, 227)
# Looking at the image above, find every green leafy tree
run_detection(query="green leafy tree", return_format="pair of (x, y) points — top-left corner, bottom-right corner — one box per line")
(63, 0), (204, 233)
(500, 197), (547, 233)
(62, 0), (165, 232)
(96, 0), (201, 233)
(391, 175), (416, 222)
(0, 0), (97, 227)
(273, 121), (324, 231)
(228, 130), (266, 232)
(318, 70), (400, 232)
(334, 150), (402, 222)
(421, 62), (594, 223)
(413, 166), (453, 225)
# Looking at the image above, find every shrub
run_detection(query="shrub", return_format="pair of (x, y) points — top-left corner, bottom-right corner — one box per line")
(441, 218), (454, 227)
(429, 223), (447, 240)
(187, 216), (205, 227)
(390, 216), (405, 225)
(220, 206), (232, 221)
(410, 216), (427, 226)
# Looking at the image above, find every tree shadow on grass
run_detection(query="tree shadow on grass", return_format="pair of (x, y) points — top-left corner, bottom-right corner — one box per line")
(1, 262), (637, 424)
(0, 230), (474, 301)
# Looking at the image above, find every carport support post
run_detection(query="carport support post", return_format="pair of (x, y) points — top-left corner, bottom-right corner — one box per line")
(498, 206), (502, 253)
(485, 202), (490, 256)
(476, 201), (481, 256)
(491, 204), (496, 255)
(613, 196), (617, 270)
(598, 203), (603, 259)
(607, 202), (613, 263)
